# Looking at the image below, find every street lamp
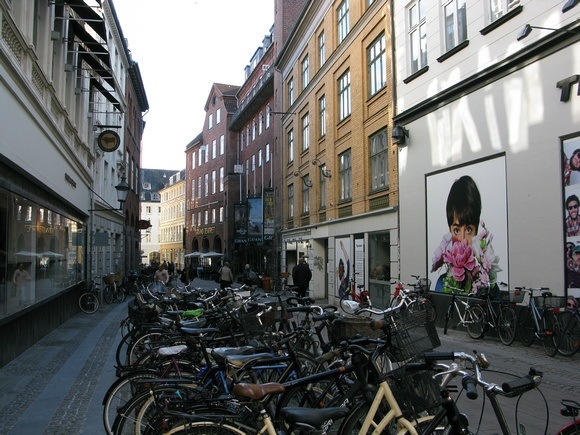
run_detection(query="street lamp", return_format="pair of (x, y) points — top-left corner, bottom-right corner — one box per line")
(89, 177), (130, 211)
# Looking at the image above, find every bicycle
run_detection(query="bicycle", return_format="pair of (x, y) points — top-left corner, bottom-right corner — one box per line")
(442, 287), (481, 336)
(516, 286), (562, 357)
(557, 296), (580, 357)
(557, 399), (580, 435)
(79, 278), (100, 314)
(463, 282), (519, 345)
(390, 275), (437, 322)
(103, 273), (126, 304)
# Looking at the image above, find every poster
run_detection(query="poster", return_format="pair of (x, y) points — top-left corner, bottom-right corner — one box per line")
(426, 156), (508, 295)
(263, 188), (275, 241)
(335, 237), (351, 297)
(247, 197), (263, 243)
(562, 135), (580, 293)
(234, 203), (247, 244)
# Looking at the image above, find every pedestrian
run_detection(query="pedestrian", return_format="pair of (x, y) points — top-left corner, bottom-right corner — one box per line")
(242, 263), (258, 286)
(154, 263), (169, 293)
(218, 261), (234, 290)
(292, 257), (312, 298)
(13, 263), (31, 306)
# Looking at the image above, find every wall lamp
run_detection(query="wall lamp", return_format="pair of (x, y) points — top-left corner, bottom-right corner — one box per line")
(89, 177), (130, 211)
(517, 23), (580, 40)
(311, 158), (332, 178)
(563, 0), (579, 12)
(392, 125), (409, 146)
(294, 172), (313, 188)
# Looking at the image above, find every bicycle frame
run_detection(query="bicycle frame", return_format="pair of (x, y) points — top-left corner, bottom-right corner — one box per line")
(444, 292), (478, 332)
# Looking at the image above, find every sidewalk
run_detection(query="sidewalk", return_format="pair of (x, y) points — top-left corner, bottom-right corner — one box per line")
(0, 277), (221, 435)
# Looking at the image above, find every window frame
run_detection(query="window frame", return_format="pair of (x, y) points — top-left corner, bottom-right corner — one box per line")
(409, 0), (427, 74)
(288, 77), (295, 107)
(288, 129), (294, 163)
(318, 31), (325, 67)
(339, 149), (352, 201)
(302, 54), (310, 90)
(301, 113), (310, 152)
(337, 0), (350, 44)
(319, 95), (326, 138)
(288, 184), (295, 219)
(302, 175), (310, 214)
(338, 70), (351, 121)
(442, 0), (467, 52)
(369, 129), (389, 192)
(368, 33), (387, 97)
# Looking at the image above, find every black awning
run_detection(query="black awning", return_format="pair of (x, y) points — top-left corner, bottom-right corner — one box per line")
(90, 77), (122, 112)
(70, 20), (111, 70)
(64, 0), (107, 40)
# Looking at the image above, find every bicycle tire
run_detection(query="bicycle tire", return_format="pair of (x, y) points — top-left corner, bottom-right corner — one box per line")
(79, 292), (99, 313)
(408, 299), (437, 323)
(443, 299), (454, 335)
(116, 285), (127, 303)
(518, 307), (534, 346)
(103, 284), (115, 304)
(102, 369), (160, 434)
(542, 309), (559, 357)
(127, 332), (168, 366)
(498, 305), (517, 346)
(465, 305), (486, 339)
(164, 422), (245, 435)
(557, 310), (580, 357)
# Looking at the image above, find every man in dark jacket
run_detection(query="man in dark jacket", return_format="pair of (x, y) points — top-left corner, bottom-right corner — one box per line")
(292, 258), (312, 298)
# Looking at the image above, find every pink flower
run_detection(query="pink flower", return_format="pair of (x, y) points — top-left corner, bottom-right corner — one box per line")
(431, 233), (452, 272)
(443, 240), (477, 282)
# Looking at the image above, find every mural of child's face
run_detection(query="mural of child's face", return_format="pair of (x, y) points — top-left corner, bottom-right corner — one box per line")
(449, 213), (477, 244)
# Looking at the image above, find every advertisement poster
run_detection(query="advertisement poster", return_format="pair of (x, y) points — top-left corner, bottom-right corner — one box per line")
(426, 156), (508, 295)
(263, 188), (275, 241)
(562, 135), (580, 294)
(247, 197), (263, 243)
(234, 203), (247, 244)
(335, 237), (351, 297)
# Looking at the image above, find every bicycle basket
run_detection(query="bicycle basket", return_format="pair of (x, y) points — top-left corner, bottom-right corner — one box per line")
(329, 315), (380, 346)
(386, 308), (441, 362)
(500, 289), (525, 304)
(418, 278), (431, 294)
(387, 364), (442, 417)
(535, 295), (567, 309)
(103, 274), (115, 285)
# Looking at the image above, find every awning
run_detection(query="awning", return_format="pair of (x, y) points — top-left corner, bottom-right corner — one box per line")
(185, 252), (202, 258)
(90, 77), (121, 111)
(70, 19), (111, 73)
(62, 0), (107, 40)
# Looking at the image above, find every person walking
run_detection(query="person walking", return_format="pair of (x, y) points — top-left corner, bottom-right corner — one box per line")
(292, 257), (312, 298)
(242, 263), (258, 286)
(154, 264), (169, 293)
(13, 263), (31, 306)
(218, 262), (234, 290)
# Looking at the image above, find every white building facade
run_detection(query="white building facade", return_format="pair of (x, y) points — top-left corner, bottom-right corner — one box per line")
(394, 0), (580, 297)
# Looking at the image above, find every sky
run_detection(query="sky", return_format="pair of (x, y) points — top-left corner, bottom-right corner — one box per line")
(113, 0), (274, 171)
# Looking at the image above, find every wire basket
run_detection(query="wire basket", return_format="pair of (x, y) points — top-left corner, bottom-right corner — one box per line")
(417, 278), (431, 294)
(387, 364), (442, 417)
(103, 274), (115, 285)
(385, 308), (441, 362)
(329, 315), (380, 346)
(534, 295), (567, 309)
(500, 289), (525, 304)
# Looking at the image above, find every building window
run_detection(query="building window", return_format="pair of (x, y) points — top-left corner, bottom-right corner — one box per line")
(368, 33), (386, 97)
(191, 152), (196, 169)
(252, 154), (256, 172)
(339, 149), (352, 201)
(409, 0), (427, 73)
(197, 211), (201, 226)
(252, 120), (256, 140)
(288, 77), (295, 107)
(212, 170), (217, 194)
(216, 108), (221, 124)
(337, 0), (349, 44)
(191, 179), (195, 200)
(288, 129), (294, 163)
(246, 127), (250, 147)
(258, 149), (263, 167)
(301, 113), (309, 152)
(220, 135), (225, 155)
(259, 112), (263, 135)
(208, 114), (213, 129)
(212, 139), (217, 159)
(302, 175), (310, 213)
(205, 146), (209, 163)
(302, 55), (309, 89)
(212, 208), (216, 224)
(370, 129), (389, 191)
(219, 167), (224, 191)
(489, 0), (519, 22)
(266, 105), (271, 129)
(318, 31), (325, 67)
(204, 173), (209, 197)
(288, 184), (294, 219)
(219, 206), (224, 222)
(204, 210), (209, 225)
(319, 95), (326, 137)
(198, 149), (203, 166)
(319, 166), (327, 209)
(443, 0), (467, 52)
(338, 70), (351, 121)
(266, 143), (270, 162)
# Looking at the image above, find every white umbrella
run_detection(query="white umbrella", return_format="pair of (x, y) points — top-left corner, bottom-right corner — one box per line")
(185, 252), (202, 258)
(14, 251), (41, 259)
(41, 251), (64, 258)
(201, 251), (224, 258)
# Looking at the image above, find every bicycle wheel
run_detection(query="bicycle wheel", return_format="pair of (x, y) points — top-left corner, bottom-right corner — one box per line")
(518, 307), (534, 346)
(558, 311), (580, 357)
(79, 292), (99, 313)
(408, 298), (437, 323)
(165, 422), (245, 434)
(443, 299), (454, 335)
(390, 295), (403, 308)
(465, 305), (486, 339)
(542, 309), (559, 357)
(127, 332), (168, 366)
(498, 305), (517, 346)
(116, 285), (127, 303)
(103, 284), (115, 304)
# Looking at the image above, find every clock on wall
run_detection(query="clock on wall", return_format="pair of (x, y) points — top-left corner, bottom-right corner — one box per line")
(97, 130), (121, 152)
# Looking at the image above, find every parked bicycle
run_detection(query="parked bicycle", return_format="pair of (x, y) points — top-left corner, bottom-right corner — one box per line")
(102, 273), (126, 304)
(462, 282), (519, 345)
(390, 275), (436, 322)
(79, 277), (100, 314)
(442, 287), (481, 336)
(516, 286), (561, 357)
(557, 295), (580, 357)
(557, 399), (580, 435)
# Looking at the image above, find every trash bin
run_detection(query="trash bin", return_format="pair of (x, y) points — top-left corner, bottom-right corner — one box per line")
(262, 276), (271, 292)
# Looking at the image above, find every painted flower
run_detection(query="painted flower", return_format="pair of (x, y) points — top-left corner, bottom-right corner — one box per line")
(443, 240), (477, 282)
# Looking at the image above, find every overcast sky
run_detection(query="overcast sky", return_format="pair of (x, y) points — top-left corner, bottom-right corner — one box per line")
(113, 0), (274, 171)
